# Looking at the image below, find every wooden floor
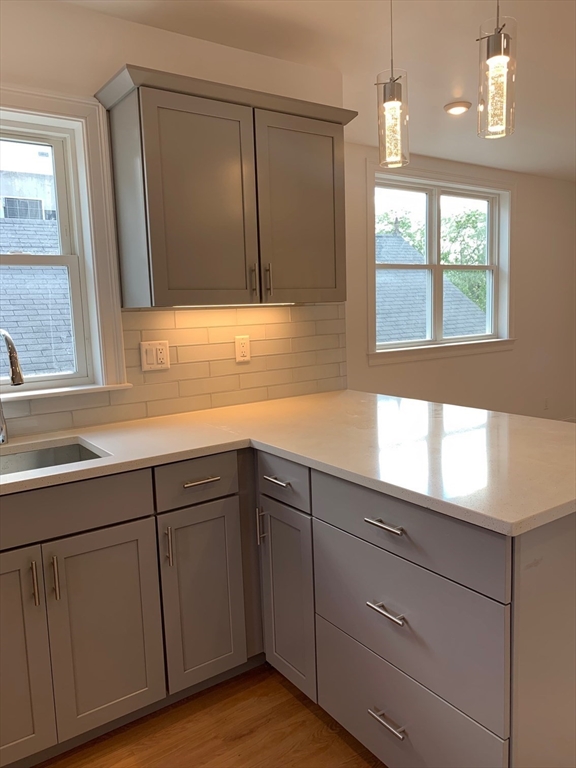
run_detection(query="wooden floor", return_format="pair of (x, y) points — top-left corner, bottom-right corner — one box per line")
(40, 666), (385, 768)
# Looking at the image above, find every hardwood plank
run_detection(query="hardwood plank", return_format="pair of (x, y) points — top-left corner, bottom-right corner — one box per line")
(39, 666), (384, 768)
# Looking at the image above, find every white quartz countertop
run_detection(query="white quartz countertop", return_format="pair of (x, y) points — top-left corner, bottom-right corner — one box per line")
(1, 390), (574, 536)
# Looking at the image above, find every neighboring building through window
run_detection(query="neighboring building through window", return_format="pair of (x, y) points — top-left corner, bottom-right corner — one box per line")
(371, 174), (510, 355)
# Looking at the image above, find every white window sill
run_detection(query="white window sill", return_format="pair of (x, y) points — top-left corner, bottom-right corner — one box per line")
(368, 338), (516, 366)
(0, 383), (133, 402)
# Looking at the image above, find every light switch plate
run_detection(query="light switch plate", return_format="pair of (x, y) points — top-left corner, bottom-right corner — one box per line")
(140, 341), (170, 371)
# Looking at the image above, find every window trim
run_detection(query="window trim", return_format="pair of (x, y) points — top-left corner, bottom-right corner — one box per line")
(367, 161), (514, 362)
(0, 86), (126, 397)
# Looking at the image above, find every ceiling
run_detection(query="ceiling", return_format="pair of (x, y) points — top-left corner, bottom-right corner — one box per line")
(67, 0), (575, 181)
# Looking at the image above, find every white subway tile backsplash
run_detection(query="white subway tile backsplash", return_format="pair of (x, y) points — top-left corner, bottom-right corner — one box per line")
(178, 374), (240, 397)
(122, 311), (176, 330)
(207, 324), (266, 344)
(72, 403), (147, 428)
(146, 394), (212, 418)
(7, 304), (346, 437)
(211, 387), (268, 408)
(142, 328), (209, 346)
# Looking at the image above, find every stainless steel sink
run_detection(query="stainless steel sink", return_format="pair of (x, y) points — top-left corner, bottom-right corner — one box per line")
(0, 439), (107, 476)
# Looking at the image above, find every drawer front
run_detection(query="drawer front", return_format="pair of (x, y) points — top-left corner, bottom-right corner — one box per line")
(314, 519), (510, 738)
(0, 470), (154, 551)
(312, 471), (511, 603)
(155, 451), (238, 512)
(317, 616), (509, 768)
(257, 452), (310, 513)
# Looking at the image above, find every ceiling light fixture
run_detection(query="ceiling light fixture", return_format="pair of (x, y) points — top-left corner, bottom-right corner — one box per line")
(376, 0), (409, 168)
(444, 101), (472, 116)
(477, 0), (517, 139)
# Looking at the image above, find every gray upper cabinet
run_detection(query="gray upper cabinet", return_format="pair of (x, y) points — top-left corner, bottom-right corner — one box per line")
(100, 65), (356, 307)
(111, 88), (259, 307)
(0, 546), (57, 767)
(258, 495), (317, 702)
(43, 518), (166, 742)
(255, 110), (346, 303)
(157, 497), (247, 694)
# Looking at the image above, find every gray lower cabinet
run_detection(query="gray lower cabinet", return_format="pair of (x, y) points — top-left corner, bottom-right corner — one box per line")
(0, 547), (57, 767)
(258, 495), (316, 701)
(43, 518), (166, 742)
(157, 498), (247, 693)
(255, 110), (346, 304)
(317, 616), (508, 768)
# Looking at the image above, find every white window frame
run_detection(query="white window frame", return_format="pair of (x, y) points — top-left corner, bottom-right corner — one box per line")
(0, 87), (127, 398)
(367, 163), (514, 364)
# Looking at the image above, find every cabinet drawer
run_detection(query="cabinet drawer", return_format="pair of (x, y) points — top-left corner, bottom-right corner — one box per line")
(314, 519), (510, 738)
(257, 452), (310, 513)
(317, 616), (508, 768)
(154, 452), (238, 512)
(0, 470), (154, 551)
(311, 471), (511, 602)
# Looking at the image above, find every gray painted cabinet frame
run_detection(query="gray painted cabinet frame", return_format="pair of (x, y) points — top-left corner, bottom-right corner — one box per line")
(42, 518), (166, 742)
(157, 497), (247, 694)
(0, 546), (57, 767)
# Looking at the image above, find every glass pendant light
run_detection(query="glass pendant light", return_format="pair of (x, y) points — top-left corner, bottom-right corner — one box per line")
(477, 0), (517, 139)
(377, 0), (409, 168)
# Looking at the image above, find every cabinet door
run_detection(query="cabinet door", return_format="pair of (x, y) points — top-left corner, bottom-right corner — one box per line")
(158, 497), (247, 694)
(259, 496), (317, 701)
(0, 547), (56, 766)
(140, 87), (260, 306)
(43, 518), (165, 742)
(255, 109), (346, 304)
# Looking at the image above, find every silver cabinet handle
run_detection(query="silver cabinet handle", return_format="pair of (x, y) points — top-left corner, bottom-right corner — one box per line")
(165, 527), (174, 567)
(368, 708), (406, 741)
(250, 263), (259, 297)
(183, 476), (221, 489)
(30, 560), (40, 607)
(364, 517), (404, 536)
(265, 263), (273, 297)
(366, 600), (405, 626)
(256, 507), (267, 545)
(263, 475), (290, 489)
(52, 556), (61, 601)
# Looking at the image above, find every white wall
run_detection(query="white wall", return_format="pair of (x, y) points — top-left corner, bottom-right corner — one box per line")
(345, 143), (576, 421)
(0, 1), (342, 106)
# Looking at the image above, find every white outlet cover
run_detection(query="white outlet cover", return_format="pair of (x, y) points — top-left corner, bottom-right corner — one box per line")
(235, 335), (250, 363)
(140, 341), (170, 371)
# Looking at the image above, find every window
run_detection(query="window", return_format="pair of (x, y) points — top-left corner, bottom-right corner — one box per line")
(0, 133), (89, 383)
(369, 171), (511, 359)
(0, 89), (125, 395)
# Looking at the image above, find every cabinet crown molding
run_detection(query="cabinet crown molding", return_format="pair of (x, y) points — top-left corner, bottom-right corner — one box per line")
(95, 64), (357, 126)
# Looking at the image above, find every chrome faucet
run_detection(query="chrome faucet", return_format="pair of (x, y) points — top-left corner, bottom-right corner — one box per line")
(0, 329), (24, 444)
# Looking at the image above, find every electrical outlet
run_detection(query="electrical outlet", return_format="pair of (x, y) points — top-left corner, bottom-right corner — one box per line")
(235, 335), (250, 363)
(140, 341), (170, 371)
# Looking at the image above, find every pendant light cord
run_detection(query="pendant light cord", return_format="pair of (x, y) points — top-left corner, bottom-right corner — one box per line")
(496, 0), (500, 29)
(390, 0), (394, 78)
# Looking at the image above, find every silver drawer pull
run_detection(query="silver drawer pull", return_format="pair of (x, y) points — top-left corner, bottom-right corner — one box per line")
(183, 476), (221, 489)
(366, 600), (405, 627)
(263, 475), (291, 489)
(364, 517), (404, 536)
(368, 708), (406, 741)
(165, 527), (174, 567)
(30, 560), (40, 607)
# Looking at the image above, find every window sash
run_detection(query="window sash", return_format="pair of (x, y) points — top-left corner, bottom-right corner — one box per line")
(374, 178), (499, 350)
(0, 127), (92, 390)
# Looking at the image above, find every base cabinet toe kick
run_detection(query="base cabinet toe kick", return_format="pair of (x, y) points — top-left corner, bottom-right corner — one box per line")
(1, 452), (574, 768)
